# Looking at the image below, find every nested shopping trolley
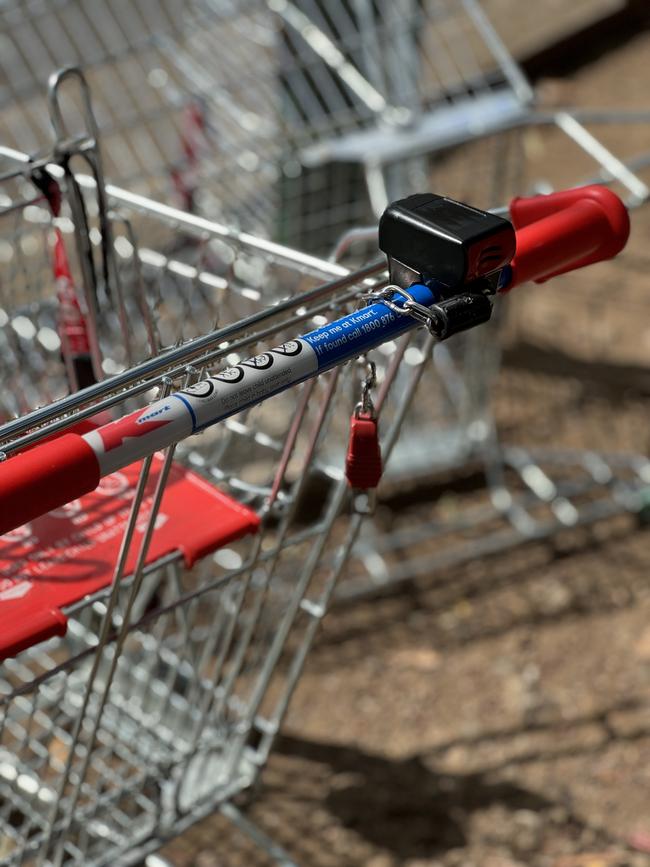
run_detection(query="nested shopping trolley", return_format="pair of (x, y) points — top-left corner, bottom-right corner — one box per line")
(4, 0), (650, 247)
(0, 107), (642, 865)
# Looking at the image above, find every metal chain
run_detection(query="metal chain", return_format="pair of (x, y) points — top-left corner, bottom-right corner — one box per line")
(355, 357), (377, 418)
(361, 284), (449, 339)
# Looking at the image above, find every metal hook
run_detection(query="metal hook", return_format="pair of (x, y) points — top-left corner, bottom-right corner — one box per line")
(355, 357), (377, 418)
(48, 66), (102, 151)
(47, 67), (114, 289)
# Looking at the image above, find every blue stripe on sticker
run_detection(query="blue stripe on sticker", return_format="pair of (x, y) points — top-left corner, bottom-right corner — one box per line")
(173, 393), (198, 433)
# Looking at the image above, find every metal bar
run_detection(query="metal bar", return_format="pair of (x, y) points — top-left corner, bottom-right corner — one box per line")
(554, 111), (650, 203)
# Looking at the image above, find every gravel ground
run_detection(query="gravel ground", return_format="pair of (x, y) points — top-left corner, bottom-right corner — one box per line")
(158, 16), (650, 867)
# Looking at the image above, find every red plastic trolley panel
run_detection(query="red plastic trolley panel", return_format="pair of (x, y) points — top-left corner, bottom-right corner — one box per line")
(0, 455), (260, 660)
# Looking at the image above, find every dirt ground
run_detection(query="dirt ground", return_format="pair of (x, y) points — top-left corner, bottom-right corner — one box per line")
(158, 16), (650, 867)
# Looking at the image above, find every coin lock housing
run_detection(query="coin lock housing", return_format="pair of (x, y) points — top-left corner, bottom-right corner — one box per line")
(379, 193), (516, 297)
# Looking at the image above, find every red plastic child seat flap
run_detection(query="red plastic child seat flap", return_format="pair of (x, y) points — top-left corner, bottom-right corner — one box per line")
(0, 455), (260, 660)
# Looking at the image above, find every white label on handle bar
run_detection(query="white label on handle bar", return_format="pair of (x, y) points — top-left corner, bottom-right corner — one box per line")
(178, 339), (317, 431)
(84, 339), (318, 476)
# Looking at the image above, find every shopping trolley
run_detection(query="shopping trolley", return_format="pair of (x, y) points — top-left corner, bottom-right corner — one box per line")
(3, 57), (649, 613)
(0, 105), (637, 863)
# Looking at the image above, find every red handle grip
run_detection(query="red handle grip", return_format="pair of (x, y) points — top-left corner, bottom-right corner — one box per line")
(504, 185), (629, 289)
(0, 434), (99, 536)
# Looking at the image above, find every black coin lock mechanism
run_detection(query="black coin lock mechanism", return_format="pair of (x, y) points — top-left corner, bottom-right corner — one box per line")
(378, 193), (516, 338)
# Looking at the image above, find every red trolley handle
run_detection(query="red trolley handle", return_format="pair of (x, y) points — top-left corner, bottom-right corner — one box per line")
(502, 184), (630, 290)
(0, 434), (101, 534)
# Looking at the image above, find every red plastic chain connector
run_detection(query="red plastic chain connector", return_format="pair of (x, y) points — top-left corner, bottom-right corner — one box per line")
(345, 411), (383, 490)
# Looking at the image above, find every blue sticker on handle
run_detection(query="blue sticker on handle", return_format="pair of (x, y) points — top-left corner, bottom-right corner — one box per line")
(303, 283), (436, 370)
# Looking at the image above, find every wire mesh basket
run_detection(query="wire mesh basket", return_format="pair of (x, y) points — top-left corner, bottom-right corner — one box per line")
(5, 0), (647, 251)
(1, 1), (191, 193)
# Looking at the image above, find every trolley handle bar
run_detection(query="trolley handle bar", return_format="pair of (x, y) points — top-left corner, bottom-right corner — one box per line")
(1, 284), (438, 535)
(502, 185), (629, 289)
(0, 283), (480, 536)
(0, 189), (631, 536)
